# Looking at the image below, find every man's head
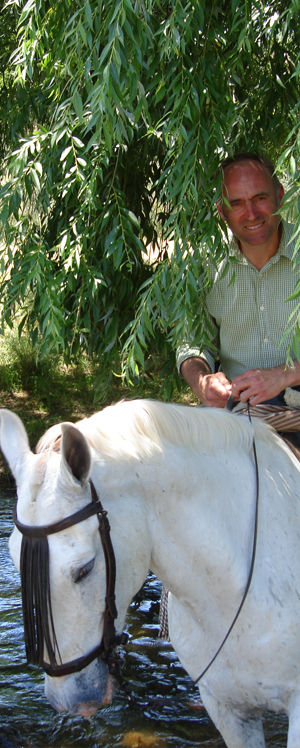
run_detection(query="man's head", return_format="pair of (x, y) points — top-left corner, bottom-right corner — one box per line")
(219, 152), (282, 200)
(216, 152), (284, 262)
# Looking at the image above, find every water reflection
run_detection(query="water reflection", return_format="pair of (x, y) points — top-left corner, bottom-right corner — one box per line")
(0, 490), (288, 747)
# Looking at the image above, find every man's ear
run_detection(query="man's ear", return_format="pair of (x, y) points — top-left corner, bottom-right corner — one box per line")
(216, 200), (226, 221)
(278, 184), (284, 207)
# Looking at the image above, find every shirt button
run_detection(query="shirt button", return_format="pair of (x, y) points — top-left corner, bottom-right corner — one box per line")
(264, 337), (268, 343)
(260, 305), (265, 311)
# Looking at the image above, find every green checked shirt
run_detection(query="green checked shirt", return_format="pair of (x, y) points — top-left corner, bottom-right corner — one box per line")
(176, 219), (300, 381)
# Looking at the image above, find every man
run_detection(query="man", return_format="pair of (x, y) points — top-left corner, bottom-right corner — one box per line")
(177, 152), (300, 408)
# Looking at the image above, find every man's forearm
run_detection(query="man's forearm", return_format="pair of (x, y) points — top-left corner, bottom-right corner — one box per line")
(180, 356), (212, 393)
(282, 359), (300, 388)
(180, 356), (232, 407)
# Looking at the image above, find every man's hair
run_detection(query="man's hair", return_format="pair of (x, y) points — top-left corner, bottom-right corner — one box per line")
(218, 151), (282, 193)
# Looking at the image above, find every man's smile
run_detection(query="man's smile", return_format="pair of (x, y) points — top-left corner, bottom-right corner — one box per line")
(245, 222), (264, 230)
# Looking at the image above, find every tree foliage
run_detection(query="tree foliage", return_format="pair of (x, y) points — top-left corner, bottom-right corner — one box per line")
(1, 0), (300, 396)
(0, 1), (20, 163)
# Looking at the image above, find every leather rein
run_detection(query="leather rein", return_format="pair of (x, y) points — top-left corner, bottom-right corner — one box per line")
(13, 478), (128, 678)
(193, 398), (259, 684)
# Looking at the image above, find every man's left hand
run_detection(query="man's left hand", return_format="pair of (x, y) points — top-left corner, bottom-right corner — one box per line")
(231, 365), (294, 406)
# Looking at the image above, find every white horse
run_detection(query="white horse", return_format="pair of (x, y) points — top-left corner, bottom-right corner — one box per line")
(2, 400), (300, 748)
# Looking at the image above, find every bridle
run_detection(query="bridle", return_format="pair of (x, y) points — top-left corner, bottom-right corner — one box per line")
(13, 478), (128, 678)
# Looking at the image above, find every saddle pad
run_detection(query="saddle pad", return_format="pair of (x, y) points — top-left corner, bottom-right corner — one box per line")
(234, 404), (300, 432)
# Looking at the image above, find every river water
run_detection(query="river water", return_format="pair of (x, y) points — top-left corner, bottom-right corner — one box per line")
(0, 488), (289, 747)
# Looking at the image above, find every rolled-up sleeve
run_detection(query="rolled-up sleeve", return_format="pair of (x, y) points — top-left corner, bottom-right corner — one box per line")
(176, 343), (217, 375)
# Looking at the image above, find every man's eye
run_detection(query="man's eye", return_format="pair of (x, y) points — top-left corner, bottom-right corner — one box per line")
(74, 558), (95, 583)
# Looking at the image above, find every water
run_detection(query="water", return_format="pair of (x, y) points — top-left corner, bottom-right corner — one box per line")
(0, 490), (288, 747)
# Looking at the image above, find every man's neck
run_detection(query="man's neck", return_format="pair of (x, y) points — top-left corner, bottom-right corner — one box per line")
(238, 224), (282, 270)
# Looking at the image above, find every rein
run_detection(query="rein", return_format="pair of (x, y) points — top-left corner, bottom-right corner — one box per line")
(193, 398), (259, 685)
(117, 398), (261, 713)
(116, 398), (261, 712)
(13, 478), (128, 678)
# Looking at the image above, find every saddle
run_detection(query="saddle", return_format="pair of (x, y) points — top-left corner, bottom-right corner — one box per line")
(234, 402), (300, 461)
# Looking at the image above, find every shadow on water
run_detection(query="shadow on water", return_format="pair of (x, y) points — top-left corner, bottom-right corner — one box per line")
(0, 490), (288, 747)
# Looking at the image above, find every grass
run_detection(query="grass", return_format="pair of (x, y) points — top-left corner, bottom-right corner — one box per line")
(0, 328), (196, 484)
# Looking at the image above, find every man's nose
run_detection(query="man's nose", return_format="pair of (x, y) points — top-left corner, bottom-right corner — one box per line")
(244, 201), (258, 220)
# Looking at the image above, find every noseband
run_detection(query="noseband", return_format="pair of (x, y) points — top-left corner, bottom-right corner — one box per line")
(13, 479), (128, 677)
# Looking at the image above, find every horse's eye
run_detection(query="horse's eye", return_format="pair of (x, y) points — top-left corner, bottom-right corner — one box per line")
(74, 558), (95, 583)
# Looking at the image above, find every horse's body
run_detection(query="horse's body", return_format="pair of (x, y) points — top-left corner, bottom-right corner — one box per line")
(2, 401), (300, 747)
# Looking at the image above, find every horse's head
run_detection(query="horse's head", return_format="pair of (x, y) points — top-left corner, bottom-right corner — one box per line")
(0, 409), (145, 716)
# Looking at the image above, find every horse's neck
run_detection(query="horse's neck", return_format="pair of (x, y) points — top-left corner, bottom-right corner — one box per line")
(145, 435), (300, 596)
(138, 444), (256, 604)
(99, 432), (300, 623)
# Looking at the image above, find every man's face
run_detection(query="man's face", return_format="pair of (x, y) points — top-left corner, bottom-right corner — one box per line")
(217, 160), (284, 252)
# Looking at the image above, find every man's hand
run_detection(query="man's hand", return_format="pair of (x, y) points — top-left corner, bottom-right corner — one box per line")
(180, 357), (232, 407)
(198, 371), (232, 407)
(231, 364), (300, 406)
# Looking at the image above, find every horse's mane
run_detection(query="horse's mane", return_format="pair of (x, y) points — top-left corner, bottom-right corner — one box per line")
(36, 399), (276, 461)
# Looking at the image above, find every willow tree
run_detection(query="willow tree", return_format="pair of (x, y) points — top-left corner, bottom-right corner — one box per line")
(1, 0), (300, 396)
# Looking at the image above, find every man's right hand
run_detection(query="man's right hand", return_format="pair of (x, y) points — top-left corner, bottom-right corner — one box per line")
(198, 370), (233, 407)
(180, 357), (232, 407)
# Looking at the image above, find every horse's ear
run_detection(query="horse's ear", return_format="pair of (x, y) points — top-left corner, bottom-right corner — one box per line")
(0, 408), (31, 480)
(60, 423), (91, 483)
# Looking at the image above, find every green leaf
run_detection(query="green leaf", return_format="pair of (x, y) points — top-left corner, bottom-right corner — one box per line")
(60, 146), (72, 162)
(85, 1), (93, 30)
(73, 90), (84, 121)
